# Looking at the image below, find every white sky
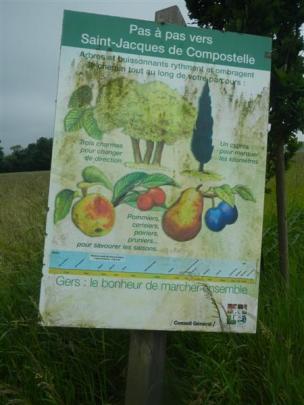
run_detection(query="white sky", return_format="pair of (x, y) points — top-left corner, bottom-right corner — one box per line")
(0, 0), (192, 153)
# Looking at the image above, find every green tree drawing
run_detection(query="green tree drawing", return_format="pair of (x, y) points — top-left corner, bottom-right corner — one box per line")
(95, 78), (196, 166)
(191, 82), (214, 172)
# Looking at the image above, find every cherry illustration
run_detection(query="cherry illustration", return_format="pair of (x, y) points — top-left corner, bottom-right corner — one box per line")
(137, 193), (154, 211)
(148, 187), (166, 206)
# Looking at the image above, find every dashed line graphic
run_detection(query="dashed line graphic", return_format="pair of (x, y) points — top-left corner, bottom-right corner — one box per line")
(48, 250), (257, 283)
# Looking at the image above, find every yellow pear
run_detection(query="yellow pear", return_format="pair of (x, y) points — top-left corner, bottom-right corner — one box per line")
(162, 187), (204, 241)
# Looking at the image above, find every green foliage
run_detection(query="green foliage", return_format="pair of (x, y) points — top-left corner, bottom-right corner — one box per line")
(140, 173), (178, 189)
(64, 108), (87, 132)
(95, 77), (143, 133)
(0, 140), (4, 172)
(111, 171), (178, 207)
(233, 184), (256, 202)
(68, 85), (92, 108)
(185, 0), (304, 180)
(191, 82), (214, 171)
(96, 78), (196, 144)
(212, 184), (236, 206)
(82, 108), (103, 140)
(0, 137), (53, 173)
(64, 84), (103, 140)
(54, 189), (75, 224)
(82, 166), (113, 191)
(95, 77), (197, 165)
(64, 107), (103, 140)
(111, 171), (148, 206)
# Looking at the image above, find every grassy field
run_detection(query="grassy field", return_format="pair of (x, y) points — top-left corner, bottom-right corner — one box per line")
(0, 155), (304, 404)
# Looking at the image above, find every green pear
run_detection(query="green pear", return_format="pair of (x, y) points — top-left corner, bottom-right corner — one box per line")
(162, 187), (204, 241)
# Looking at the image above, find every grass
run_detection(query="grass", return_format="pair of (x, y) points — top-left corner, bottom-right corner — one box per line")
(1, 154), (304, 404)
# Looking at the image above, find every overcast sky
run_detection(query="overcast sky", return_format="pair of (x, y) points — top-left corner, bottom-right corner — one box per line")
(1, 1), (303, 153)
(0, 0), (193, 153)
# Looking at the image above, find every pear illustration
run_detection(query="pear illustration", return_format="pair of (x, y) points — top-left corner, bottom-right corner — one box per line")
(162, 187), (204, 241)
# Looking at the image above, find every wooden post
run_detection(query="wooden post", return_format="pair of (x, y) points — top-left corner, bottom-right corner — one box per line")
(124, 7), (186, 405)
(125, 331), (167, 405)
(275, 134), (289, 285)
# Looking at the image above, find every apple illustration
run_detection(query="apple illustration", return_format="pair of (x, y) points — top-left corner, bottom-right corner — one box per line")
(72, 193), (115, 237)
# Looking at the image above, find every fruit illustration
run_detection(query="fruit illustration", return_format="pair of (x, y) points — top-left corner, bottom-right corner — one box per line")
(205, 202), (238, 232)
(72, 194), (115, 237)
(218, 201), (238, 224)
(205, 207), (226, 232)
(162, 187), (204, 242)
(137, 193), (154, 211)
(136, 187), (167, 211)
(148, 187), (166, 206)
(54, 167), (178, 237)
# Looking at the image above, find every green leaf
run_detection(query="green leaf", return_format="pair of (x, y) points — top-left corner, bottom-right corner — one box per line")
(233, 185), (256, 202)
(213, 184), (235, 206)
(82, 166), (113, 191)
(54, 189), (75, 224)
(120, 191), (140, 205)
(82, 108), (103, 140)
(68, 85), (92, 108)
(64, 108), (86, 132)
(112, 172), (148, 205)
(140, 173), (178, 189)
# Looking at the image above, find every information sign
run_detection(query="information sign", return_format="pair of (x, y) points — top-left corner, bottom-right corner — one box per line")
(39, 10), (272, 332)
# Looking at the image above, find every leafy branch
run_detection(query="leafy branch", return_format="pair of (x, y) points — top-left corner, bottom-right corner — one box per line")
(111, 172), (179, 207)
(64, 85), (103, 140)
(202, 184), (256, 207)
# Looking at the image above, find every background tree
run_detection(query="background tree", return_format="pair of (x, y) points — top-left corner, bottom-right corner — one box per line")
(185, 0), (304, 282)
(0, 141), (4, 171)
(191, 82), (214, 172)
(185, 0), (304, 176)
(0, 138), (53, 173)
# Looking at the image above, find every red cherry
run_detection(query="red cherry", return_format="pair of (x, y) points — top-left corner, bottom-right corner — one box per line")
(148, 187), (166, 206)
(137, 193), (154, 211)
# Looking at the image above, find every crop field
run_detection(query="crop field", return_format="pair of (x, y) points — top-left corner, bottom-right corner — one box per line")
(1, 154), (304, 404)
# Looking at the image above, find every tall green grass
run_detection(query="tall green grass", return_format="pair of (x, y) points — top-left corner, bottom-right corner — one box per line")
(0, 156), (303, 404)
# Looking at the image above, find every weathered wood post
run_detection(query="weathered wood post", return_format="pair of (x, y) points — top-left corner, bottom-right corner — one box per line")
(124, 7), (186, 405)
(275, 134), (289, 285)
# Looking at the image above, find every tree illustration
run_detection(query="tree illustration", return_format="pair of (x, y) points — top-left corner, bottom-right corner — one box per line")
(95, 78), (196, 166)
(191, 82), (214, 172)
